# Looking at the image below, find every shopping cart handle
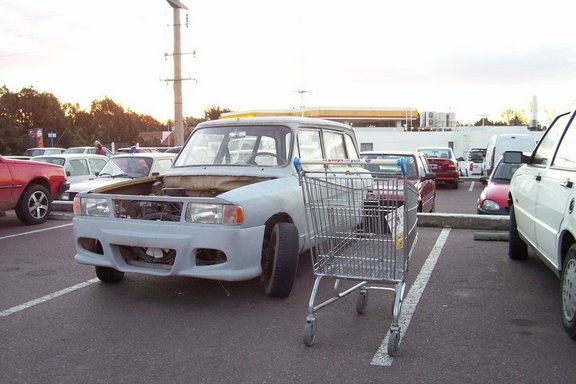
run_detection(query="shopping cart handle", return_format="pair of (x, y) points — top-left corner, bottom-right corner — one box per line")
(396, 157), (407, 175)
(293, 157), (303, 174)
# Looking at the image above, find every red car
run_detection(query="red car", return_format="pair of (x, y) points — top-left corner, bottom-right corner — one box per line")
(417, 146), (460, 189)
(477, 156), (522, 215)
(0, 155), (69, 224)
(360, 151), (436, 212)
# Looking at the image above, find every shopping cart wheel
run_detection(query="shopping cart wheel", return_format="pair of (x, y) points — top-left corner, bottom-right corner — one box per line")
(387, 329), (400, 356)
(356, 292), (368, 314)
(303, 320), (317, 346)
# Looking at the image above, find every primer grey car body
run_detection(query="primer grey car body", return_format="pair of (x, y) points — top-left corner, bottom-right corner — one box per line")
(72, 117), (365, 297)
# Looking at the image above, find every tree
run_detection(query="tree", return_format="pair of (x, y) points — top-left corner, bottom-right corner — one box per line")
(501, 109), (528, 126)
(204, 106), (231, 121)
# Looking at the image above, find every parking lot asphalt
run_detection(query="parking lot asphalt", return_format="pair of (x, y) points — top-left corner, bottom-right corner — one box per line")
(1, 179), (574, 383)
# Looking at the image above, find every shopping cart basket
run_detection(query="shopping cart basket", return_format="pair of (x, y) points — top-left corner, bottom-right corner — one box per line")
(295, 157), (419, 356)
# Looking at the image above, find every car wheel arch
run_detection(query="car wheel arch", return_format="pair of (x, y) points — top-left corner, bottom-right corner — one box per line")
(560, 231), (576, 272)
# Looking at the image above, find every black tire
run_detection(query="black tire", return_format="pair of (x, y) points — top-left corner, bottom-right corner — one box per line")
(561, 245), (576, 338)
(262, 222), (299, 298)
(95, 266), (125, 283)
(509, 204), (528, 260)
(15, 184), (51, 225)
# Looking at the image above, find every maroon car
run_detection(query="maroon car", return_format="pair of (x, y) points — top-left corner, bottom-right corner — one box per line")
(0, 155), (69, 224)
(360, 151), (436, 212)
(477, 156), (522, 215)
(417, 146), (460, 189)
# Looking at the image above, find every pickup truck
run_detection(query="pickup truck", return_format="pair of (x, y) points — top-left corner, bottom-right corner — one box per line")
(72, 117), (366, 297)
(0, 155), (69, 225)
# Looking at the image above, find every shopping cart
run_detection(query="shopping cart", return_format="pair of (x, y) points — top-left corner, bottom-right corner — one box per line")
(295, 157), (419, 356)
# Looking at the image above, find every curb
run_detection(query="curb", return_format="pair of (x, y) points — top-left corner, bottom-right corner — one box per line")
(417, 213), (509, 231)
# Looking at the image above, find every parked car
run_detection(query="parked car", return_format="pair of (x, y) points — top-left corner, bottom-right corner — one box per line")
(71, 117), (368, 298)
(0, 155), (69, 224)
(417, 146), (459, 189)
(476, 155), (522, 215)
(482, 133), (536, 176)
(31, 154), (108, 184)
(116, 146), (160, 153)
(64, 146), (114, 157)
(360, 150), (436, 212)
(53, 152), (177, 211)
(508, 109), (576, 338)
(23, 147), (65, 157)
(459, 148), (486, 176)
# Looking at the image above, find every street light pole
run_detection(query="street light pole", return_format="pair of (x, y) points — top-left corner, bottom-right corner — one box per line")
(167, 0), (188, 146)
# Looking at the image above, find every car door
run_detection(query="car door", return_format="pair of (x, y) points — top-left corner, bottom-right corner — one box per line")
(0, 161), (14, 204)
(66, 158), (92, 184)
(534, 113), (576, 268)
(417, 154), (435, 212)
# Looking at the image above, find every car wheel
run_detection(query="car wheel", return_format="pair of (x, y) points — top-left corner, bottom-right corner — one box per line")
(262, 222), (299, 298)
(95, 266), (125, 283)
(561, 245), (576, 338)
(15, 184), (51, 225)
(509, 204), (528, 260)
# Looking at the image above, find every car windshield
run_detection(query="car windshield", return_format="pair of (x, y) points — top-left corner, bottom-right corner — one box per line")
(361, 154), (418, 178)
(64, 148), (85, 154)
(98, 157), (153, 178)
(419, 149), (452, 159)
(492, 162), (522, 182)
(468, 150), (485, 162)
(174, 125), (292, 167)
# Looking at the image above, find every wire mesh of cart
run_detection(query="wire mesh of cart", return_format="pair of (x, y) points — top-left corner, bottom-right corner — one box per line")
(295, 157), (419, 356)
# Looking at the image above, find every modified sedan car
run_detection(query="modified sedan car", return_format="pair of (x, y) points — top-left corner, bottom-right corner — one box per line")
(72, 117), (366, 297)
(417, 146), (459, 189)
(0, 155), (69, 224)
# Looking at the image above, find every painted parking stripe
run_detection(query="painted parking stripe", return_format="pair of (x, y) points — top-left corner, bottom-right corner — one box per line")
(468, 181), (475, 191)
(371, 227), (451, 366)
(0, 278), (99, 317)
(0, 223), (73, 241)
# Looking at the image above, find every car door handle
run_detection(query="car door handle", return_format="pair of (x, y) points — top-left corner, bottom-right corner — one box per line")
(562, 179), (573, 188)
(535, 175), (542, 182)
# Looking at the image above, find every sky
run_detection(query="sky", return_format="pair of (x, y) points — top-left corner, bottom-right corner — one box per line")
(2, 0), (576, 127)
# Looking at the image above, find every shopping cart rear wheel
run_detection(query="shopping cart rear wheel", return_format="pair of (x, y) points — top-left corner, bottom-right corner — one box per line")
(303, 319), (317, 346)
(387, 329), (400, 356)
(356, 292), (368, 314)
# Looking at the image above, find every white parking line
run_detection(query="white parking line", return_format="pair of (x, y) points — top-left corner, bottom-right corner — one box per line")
(0, 223), (73, 240)
(468, 181), (475, 191)
(371, 227), (451, 366)
(0, 278), (99, 317)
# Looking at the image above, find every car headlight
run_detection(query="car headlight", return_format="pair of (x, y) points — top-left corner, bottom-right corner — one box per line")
(481, 199), (500, 211)
(76, 197), (111, 216)
(185, 203), (244, 225)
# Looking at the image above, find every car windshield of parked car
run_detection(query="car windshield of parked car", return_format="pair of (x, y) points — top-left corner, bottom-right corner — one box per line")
(361, 154), (418, 178)
(98, 157), (153, 178)
(174, 125), (292, 167)
(468, 150), (485, 162)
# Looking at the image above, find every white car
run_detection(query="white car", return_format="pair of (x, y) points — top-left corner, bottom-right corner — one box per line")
(64, 146), (114, 157)
(508, 110), (576, 338)
(52, 152), (176, 211)
(31, 153), (108, 184)
(71, 117), (367, 297)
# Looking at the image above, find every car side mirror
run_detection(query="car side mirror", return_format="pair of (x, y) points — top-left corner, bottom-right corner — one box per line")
(502, 151), (528, 164)
(66, 171), (71, 176)
(422, 172), (436, 181)
(479, 176), (488, 185)
(457, 157), (464, 161)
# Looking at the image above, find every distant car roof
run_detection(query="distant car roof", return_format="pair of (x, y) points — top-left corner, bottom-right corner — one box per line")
(32, 153), (108, 159)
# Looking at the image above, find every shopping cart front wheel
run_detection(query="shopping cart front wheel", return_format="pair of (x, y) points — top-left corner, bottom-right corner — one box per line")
(303, 318), (317, 346)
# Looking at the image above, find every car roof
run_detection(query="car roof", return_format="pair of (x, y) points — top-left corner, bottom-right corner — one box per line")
(361, 150), (420, 156)
(31, 153), (107, 159)
(110, 152), (176, 159)
(198, 116), (352, 131)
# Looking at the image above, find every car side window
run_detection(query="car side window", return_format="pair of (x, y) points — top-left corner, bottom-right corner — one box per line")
(68, 159), (90, 176)
(344, 134), (359, 160)
(323, 131), (346, 159)
(532, 112), (571, 166)
(552, 119), (576, 170)
(298, 130), (322, 160)
(89, 158), (107, 174)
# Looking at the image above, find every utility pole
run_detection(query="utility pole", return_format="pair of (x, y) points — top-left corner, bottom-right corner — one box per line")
(166, 0), (187, 146)
(295, 90), (309, 117)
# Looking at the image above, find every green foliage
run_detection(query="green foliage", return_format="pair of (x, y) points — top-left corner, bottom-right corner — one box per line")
(0, 85), (216, 156)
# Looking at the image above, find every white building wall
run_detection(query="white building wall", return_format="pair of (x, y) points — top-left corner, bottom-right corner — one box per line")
(353, 126), (544, 158)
